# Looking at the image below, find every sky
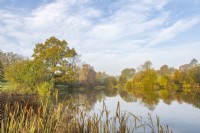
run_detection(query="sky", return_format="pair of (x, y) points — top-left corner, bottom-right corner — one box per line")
(0, 0), (200, 75)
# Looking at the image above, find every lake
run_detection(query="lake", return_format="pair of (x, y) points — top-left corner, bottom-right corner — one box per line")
(56, 88), (200, 133)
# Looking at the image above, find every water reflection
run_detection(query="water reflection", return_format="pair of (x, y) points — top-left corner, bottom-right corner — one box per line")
(118, 89), (134, 102)
(56, 87), (200, 111)
(55, 87), (200, 133)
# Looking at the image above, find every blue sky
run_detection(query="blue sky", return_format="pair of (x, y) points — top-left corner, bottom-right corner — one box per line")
(0, 0), (200, 75)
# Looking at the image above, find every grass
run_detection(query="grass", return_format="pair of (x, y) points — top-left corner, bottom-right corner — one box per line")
(1, 92), (173, 133)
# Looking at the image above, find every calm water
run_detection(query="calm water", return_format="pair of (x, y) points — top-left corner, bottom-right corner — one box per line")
(57, 88), (200, 133)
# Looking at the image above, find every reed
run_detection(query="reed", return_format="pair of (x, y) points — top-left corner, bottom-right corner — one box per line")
(1, 98), (173, 133)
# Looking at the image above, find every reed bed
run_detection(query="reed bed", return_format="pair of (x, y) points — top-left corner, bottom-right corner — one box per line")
(1, 95), (173, 133)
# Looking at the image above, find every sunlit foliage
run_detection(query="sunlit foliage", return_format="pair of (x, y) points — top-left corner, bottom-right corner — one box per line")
(5, 60), (50, 91)
(32, 37), (77, 83)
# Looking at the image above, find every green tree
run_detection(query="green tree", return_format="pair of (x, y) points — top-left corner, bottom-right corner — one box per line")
(32, 37), (77, 82)
(5, 60), (50, 91)
(105, 76), (117, 89)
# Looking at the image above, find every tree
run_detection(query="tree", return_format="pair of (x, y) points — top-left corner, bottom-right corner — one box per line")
(158, 65), (174, 89)
(0, 58), (4, 82)
(66, 55), (81, 83)
(105, 76), (117, 89)
(190, 58), (198, 67)
(159, 65), (170, 75)
(189, 66), (200, 84)
(5, 60), (50, 91)
(121, 68), (136, 79)
(95, 71), (109, 85)
(141, 69), (158, 89)
(132, 69), (158, 90)
(118, 76), (127, 87)
(173, 70), (181, 85)
(139, 60), (153, 71)
(0, 50), (26, 68)
(79, 64), (96, 87)
(32, 37), (77, 81)
(125, 80), (132, 92)
(159, 75), (170, 88)
(55, 55), (81, 84)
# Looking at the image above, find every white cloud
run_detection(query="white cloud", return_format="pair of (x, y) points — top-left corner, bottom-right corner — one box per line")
(0, 0), (199, 75)
(148, 17), (200, 46)
(88, 24), (120, 39)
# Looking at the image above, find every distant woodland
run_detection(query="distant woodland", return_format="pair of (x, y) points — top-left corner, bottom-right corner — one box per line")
(1, 37), (200, 95)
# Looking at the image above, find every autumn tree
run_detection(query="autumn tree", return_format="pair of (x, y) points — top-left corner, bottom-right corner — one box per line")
(139, 69), (158, 89)
(79, 64), (96, 87)
(131, 61), (158, 90)
(173, 70), (182, 85)
(118, 76), (127, 87)
(125, 80), (132, 92)
(189, 66), (200, 84)
(32, 37), (77, 83)
(158, 65), (175, 89)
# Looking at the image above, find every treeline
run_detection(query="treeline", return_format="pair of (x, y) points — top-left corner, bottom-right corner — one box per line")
(1, 37), (200, 95)
(122, 59), (200, 93)
(0, 37), (117, 94)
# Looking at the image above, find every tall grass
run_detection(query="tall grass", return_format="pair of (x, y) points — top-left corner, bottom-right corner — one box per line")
(1, 95), (173, 133)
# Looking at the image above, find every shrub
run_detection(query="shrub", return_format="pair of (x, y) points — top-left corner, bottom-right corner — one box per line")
(37, 82), (53, 96)
(5, 60), (50, 91)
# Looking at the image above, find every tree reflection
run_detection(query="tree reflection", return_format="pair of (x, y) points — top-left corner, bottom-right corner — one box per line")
(130, 88), (159, 110)
(118, 89), (134, 102)
(55, 86), (200, 112)
(123, 87), (200, 110)
(103, 87), (118, 97)
(56, 89), (105, 111)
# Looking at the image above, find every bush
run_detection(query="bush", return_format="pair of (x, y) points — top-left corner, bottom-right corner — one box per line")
(37, 82), (53, 96)
(5, 60), (50, 90)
